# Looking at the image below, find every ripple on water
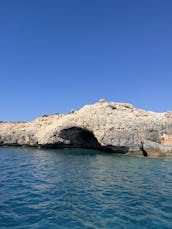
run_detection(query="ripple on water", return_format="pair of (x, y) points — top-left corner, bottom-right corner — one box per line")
(0, 147), (172, 229)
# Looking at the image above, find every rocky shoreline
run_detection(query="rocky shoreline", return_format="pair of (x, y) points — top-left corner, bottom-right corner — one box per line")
(1, 100), (172, 158)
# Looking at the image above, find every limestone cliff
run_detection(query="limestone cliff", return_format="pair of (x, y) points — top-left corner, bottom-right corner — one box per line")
(1, 100), (172, 157)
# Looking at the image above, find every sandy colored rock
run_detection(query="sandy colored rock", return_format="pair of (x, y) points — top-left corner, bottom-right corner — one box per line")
(160, 134), (172, 145)
(165, 112), (172, 119)
(133, 109), (149, 117)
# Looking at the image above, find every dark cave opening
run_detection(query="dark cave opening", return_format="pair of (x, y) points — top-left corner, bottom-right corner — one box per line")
(59, 127), (101, 149)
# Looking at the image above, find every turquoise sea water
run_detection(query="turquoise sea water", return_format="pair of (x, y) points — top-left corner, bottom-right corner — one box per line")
(0, 147), (172, 229)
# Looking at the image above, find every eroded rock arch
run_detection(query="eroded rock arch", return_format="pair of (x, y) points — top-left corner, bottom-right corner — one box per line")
(59, 127), (101, 149)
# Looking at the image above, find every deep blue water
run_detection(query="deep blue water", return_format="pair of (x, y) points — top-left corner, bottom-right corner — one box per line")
(0, 147), (172, 229)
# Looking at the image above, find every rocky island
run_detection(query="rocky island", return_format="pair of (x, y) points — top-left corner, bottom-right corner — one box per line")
(1, 99), (172, 158)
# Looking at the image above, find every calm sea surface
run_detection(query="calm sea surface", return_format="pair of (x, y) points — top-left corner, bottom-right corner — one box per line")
(0, 147), (172, 229)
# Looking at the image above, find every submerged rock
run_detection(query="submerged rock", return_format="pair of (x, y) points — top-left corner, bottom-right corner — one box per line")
(0, 100), (172, 157)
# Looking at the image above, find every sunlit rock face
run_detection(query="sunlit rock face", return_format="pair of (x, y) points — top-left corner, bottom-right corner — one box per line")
(0, 100), (172, 157)
(161, 134), (172, 145)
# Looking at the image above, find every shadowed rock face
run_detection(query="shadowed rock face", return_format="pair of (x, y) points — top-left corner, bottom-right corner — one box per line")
(59, 127), (101, 148)
(0, 100), (172, 157)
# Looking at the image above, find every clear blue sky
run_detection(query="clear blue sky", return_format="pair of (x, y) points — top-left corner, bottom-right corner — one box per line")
(0, 0), (172, 121)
